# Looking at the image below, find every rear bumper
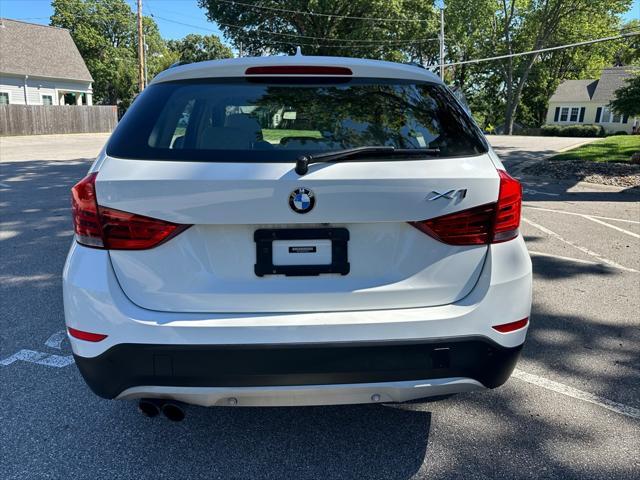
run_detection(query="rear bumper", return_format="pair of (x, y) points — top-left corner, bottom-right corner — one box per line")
(63, 235), (531, 405)
(75, 337), (522, 402)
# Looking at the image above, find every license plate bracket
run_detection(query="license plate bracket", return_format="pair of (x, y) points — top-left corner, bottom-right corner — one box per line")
(254, 228), (350, 277)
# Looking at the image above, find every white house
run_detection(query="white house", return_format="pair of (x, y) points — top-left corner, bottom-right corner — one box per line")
(545, 67), (638, 134)
(0, 19), (93, 106)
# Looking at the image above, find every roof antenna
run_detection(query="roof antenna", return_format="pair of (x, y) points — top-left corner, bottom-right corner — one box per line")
(295, 46), (303, 56)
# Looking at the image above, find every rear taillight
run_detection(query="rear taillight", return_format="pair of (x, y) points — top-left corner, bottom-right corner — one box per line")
(71, 173), (103, 247)
(492, 170), (522, 243)
(71, 173), (189, 250)
(409, 170), (522, 245)
(409, 204), (495, 245)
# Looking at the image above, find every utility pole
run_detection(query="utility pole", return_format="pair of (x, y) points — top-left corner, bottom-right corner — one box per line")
(136, 0), (145, 92)
(439, 8), (445, 80)
(144, 41), (149, 87)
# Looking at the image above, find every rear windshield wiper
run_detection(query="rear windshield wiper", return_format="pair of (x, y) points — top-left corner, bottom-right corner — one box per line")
(295, 146), (440, 175)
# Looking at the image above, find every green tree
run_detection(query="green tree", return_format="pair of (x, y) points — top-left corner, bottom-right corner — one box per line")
(51, 0), (174, 108)
(489, 0), (631, 134)
(610, 74), (640, 117)
(198, 0), (438, 61)
(516, 16), (634, 128)
(167, 34), (233, 64)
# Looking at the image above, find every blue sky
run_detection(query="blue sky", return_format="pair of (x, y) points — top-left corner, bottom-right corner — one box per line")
(0, 0), (225, 41)
(0, 0), (638, 46)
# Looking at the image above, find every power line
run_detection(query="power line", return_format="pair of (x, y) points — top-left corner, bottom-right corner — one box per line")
(213, 0), (433, 23)
(442, 31), (640, 67)
(149, 13), (439, 45)
(150, 15), (391, 50)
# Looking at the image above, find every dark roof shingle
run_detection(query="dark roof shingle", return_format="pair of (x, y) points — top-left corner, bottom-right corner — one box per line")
(0, 19), (93, 82)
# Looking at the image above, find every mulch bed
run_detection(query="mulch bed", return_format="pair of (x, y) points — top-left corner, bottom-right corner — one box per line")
(523, 159), (640, 188)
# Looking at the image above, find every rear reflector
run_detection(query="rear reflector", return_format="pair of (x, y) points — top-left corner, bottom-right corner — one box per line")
(68, 327), (108, 342)
(409, 170), (522, 245)
(492, 318), (529, 333)
(245, 66), (352, 75)
(71, 173), (190, 250)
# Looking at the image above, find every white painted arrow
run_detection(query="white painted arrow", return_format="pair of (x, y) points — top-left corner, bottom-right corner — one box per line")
(0, 349), (74, 368)
(44, 330), (67, 350)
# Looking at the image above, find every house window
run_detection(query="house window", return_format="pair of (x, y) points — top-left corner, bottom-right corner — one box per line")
(570, 107), (580, 122)
(600, 107), (623, 124)
(42, 95), (53, 106)
(559, 107), (569, 121)
(557, 106), (583, 123)
(0, 92), (9, 105)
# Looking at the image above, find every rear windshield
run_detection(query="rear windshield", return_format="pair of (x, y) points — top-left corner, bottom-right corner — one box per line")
(107, 77), (487, 162)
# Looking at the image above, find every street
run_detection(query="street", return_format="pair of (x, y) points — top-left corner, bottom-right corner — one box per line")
(1, 134), (639, 479)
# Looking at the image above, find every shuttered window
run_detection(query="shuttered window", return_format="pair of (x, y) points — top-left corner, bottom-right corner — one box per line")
(599, 107), (624, 124)
(569, 107), (580, 122)
(559, 107), (569, 121)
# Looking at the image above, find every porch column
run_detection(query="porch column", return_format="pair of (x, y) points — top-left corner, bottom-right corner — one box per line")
(75, 93), (82, 105)
(86, 93), (93, 106)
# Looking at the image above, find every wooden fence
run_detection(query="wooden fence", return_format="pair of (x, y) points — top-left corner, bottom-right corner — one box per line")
(0, 105), (118, 136)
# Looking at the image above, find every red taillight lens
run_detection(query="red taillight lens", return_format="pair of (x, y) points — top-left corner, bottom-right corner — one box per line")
(493, 170), (522, 243)
(71, 172), (104, 247)
(67, 327), (108, 342)
(409, 170), (522, 245)
(409, 204), (496, 245)
(492, 318), (529, 333)
(71, 173), (189, 250)
(245, 66), (352, 75)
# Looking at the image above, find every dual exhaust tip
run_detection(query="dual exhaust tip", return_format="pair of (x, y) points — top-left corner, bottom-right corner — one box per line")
(138, 399), (185, 422)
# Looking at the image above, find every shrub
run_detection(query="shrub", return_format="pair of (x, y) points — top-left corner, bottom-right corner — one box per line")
(541, 124), (604, 137)
(610, 130), (629, 136)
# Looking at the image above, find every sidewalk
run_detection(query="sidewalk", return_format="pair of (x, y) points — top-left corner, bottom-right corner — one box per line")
(0, 133), (111, 162)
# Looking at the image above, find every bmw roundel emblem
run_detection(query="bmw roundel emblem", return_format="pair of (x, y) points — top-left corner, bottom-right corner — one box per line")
(289, 187), (315, 214)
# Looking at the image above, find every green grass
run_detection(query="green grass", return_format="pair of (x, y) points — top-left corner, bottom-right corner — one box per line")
(551, 135), (640, 163)
(262, 129), (323, 144)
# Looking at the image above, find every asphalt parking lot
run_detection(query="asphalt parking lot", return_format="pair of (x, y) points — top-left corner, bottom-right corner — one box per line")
(1, 134), (639, 479)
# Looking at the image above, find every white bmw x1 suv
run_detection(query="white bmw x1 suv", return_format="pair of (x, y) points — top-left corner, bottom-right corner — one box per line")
(63, 55), (532, 409)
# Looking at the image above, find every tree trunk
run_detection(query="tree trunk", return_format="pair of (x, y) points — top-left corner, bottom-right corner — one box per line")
(504, 99), (516, 135)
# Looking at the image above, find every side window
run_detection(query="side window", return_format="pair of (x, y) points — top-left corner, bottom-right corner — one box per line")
(42, 95), (53, 106)
(0, 92), (9, 105)
(559, 107), (569, 121)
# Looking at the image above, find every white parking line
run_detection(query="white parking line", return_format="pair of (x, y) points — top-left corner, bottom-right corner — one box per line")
(582, 216), (640, 239)
(524, 205), (640, 225)
(523, 188), (559, 197)
(512, 369), (640, 420)
(522, 218), (639, 273)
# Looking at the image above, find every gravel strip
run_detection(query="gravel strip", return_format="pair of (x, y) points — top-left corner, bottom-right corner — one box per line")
(523, 159), (640, 188)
